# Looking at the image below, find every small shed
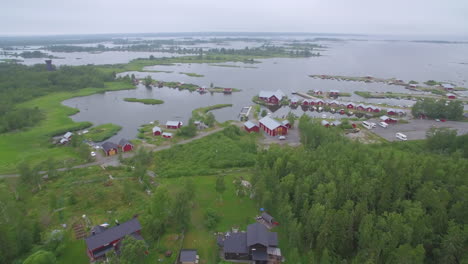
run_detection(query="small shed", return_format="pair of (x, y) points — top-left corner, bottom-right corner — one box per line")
(261, 212), (275, 225)
(346, 102), (355, 109)
(244, 121), (259, 133)
(63, 132), (73, 140)
(119, 139), (134, 152)
(162, 132), (173, 138)
(447, 93), (456, 99)
(387, 109), (396, 115)
(441, 83), (455, 91)
(329, 90), (340, 96)
(166, 121), (183, 129)
(179, 249), (198, 264)
(152, 126), (162, 136)
(223, 88), (233, 94)
(321, 120), (330, 127)
(102, 142), (118, 156)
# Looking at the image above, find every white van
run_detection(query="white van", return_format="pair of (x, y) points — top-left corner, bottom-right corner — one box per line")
(362, 121), (373, 130)
(379, 122), (388, 128)
(396, 132), (407, 141)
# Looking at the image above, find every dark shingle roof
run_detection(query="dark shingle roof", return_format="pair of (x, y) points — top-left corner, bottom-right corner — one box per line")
(119, 138), (132, 146)
(179, 249), (197, 262)
(268, 232), (278, 247)
(85, 218), (142, 251)
(247, 223), (269, 247)
(102, 142), (118, 152)
(223, 233), (248, 254)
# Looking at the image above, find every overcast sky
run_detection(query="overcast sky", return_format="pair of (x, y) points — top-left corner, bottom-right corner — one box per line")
(2, 0), (467, 36)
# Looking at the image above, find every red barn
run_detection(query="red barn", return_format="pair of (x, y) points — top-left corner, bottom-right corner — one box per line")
(152, 126), (162, 136)
(259, 116), (288, 136)
(102, 142), (118, 156)
(259, 90), (285, 105)
(346, 102), (355, 109)
(119, 139), (134, 152)
(356, 104), (365, 111)
(166, 121), (183, 129)
(380, 115), (397, 124)
(244, 121), (259, 133)
(162, 132), (173, 138)
(85, 218), (144, 262)
(447, 93), (456, 99)
(329, 90), (340, 96)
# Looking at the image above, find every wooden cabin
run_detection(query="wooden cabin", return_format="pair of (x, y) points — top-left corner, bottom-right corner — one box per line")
(119, 139), (134, 152)
(102, 142), (118, 156)
(152, 126), (162, 136)
(166, 121), (183, 129)
(244, 121), (259, 133)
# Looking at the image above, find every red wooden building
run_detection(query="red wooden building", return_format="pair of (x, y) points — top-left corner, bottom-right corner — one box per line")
(447, 93), (457, 99)
(224, 88), (233, 94)
(387, 109), (396, 116)
(119, 139), (134, 152)
(162, 132), (173, 138)
(85, 218), (144, 262)
(259, 116), (288, 136)
(346, 102), (355, 109)
(282, 120), (291, 128)
(102, 142), (118, 156)
(152, 126), (162, 136)
(380, 115), (397, 124)
(166, 121), (183, 129)
(244, 121), (259, 133)
(321, 120), (330, 127)
(329, 90), (340, 96)
(258, 90), (285, 105)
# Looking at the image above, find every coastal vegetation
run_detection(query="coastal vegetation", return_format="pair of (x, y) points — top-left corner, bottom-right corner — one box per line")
(123, 98), (164, 105)
(412, 98), (464, 120)
(0, 63), (133, 173)
(179, 72), (204, 77)
(82, 123), (122, 142)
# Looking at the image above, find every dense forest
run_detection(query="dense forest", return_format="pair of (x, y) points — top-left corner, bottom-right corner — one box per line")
(252, 115), (468, 263)
(0, 63), (118, 133)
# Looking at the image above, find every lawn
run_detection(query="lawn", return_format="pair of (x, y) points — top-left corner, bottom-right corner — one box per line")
(0, 81), (133, 174)
(161, 173), (258, 264)
(83, 123), (122, 142)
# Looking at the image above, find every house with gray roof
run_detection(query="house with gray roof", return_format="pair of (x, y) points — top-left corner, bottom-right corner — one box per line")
(220, 223), (281, 263)
(259, 116), (288, 136)
(258, 90), (285, 104)
(85, 218), (144, 261)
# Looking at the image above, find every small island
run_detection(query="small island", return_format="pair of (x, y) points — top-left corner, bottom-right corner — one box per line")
(123, 98), (165, 105)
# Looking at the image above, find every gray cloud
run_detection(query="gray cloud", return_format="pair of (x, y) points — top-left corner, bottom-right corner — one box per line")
(1, 0), (467, 35)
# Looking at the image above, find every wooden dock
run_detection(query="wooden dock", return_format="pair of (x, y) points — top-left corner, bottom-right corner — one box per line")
(292, 92), (318, 100)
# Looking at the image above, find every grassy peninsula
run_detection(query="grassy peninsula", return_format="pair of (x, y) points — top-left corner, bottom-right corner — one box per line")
(124, 98), (165, 105)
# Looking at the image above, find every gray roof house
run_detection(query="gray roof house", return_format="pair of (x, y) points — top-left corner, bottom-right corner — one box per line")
(221, 223), (281, 263)
(85, 218), (143, 261)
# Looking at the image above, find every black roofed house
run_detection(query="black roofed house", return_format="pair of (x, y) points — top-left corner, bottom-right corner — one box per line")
(118, 138), (134, 152)
(102, 142), (119, 156)
(85, 218), (144, 262)
(179, 249), (198, 264)
(220, 223), (282, 264)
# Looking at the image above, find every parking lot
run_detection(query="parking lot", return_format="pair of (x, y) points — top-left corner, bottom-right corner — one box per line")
(368, 119), (468, 141)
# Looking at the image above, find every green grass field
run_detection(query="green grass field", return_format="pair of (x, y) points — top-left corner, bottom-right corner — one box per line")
(0, 81), (133, 174)
(83, 123), (122, 142)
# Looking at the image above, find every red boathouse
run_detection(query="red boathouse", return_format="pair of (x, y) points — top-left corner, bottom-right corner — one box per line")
(259, 116), (288, 136)
(119, 138), (134, 152)
(244, 121), (259, 133)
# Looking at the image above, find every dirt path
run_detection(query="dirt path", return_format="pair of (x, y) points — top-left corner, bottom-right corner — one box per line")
(0, 126), (227, 179)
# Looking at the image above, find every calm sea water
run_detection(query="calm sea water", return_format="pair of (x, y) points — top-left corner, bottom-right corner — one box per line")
(37, 39), (468, 141)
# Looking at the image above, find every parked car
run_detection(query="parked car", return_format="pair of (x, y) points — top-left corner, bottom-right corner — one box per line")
(278, 136), (286, 140)
(396, 132), (408, 141)
(90, 151), (96, 157)
(379, 122), (389, 128)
